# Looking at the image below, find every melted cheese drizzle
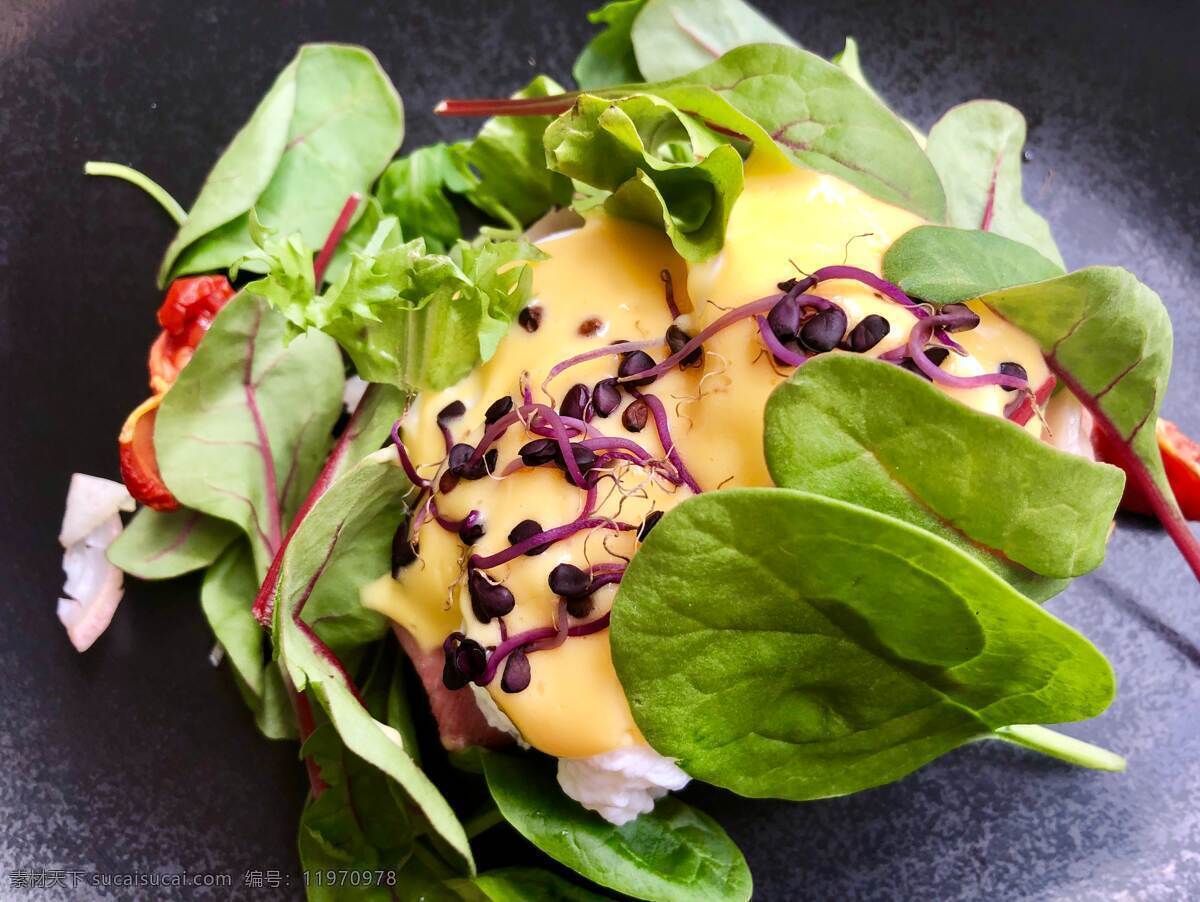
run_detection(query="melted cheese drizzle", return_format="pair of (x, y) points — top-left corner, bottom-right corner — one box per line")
(363, 164), (1049, 759)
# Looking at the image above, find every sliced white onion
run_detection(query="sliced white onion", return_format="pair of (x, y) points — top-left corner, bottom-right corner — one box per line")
(59, 472), (134, 546)
(57, 474), (134, 652)
(558, 745), (690, 826)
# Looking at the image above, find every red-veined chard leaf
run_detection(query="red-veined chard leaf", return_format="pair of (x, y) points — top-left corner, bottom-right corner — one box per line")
(882, 225), (1064, 302)
(574, 0), (648, 89)
(659, 44), (946, 220)
(201, 540), (295, 740)
(629, 0), (795, 82)
(107, 505), (239, 580)
(974, 269), (1200, 582)
(272, 448), (473, 874)
(765, 356), (1124, 595)
(544, 92), (744, 261)
(481, 751), (751, 902)
(154, 291), (344, 577)
(925, 100), (1064, 267)
(159, 44), (404, 286)
(613, 489), (1121, 801)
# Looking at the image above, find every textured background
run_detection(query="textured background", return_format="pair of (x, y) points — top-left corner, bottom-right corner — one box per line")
(2, 0), (1199, 898)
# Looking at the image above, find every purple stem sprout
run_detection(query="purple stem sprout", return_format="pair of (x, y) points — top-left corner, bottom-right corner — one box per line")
(755, 316), (809, 367)
(634, 391), (703, 494)
(390, 421), (432, 490)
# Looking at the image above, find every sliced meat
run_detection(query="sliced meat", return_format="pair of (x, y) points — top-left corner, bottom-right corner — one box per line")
(393, 625), (512, 751)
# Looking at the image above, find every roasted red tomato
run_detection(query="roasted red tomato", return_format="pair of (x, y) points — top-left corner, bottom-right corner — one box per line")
(120, 275), (234, 508)
(148, 275), (235, 393)
(1095, 417), (1200, 521)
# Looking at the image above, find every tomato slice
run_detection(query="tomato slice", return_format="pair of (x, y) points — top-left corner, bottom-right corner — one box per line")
(118, 395), (178, 511)
(1095, 417), (1200, 521)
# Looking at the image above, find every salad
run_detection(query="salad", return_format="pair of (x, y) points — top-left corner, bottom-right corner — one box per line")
(58, 0), (1200, 898)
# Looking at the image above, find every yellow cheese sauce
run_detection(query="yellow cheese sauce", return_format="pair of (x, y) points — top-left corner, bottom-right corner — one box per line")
(362, 164), (1049, 759)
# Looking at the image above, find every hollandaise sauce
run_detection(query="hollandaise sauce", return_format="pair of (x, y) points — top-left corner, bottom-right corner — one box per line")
(363, 164), (1050, 760)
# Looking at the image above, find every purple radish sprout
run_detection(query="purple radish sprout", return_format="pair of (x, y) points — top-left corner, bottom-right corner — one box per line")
(587, 571), (624, 592)
(542, 338), (661, 392)
(661, 269), (680, 319)
(755, 316), (808, 367)
(634, 391), (703, 494)
(390, 421), (432, 489)
(906, 315), (1028, 390)
(617, 293), (780, 383)
(469, 516), (637, 569)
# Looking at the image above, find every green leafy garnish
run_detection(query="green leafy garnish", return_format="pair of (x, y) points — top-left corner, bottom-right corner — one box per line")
(574, 0), (648, 89)
(629, 0), (795, 82)
(882, 225), (1065, 302)
(272, 448), (473, 873)
(765, 355), (1124, 595)
(545, 92), (744, 260)
(658, 44), (946, 219)
(245, 216), (543, 391)
(107, 506), (239, 580)
(472, 868), (609, 901)
(202, 541), (296, 739)
(374, 144), (476, 253)
(925, 100), (1064, 266)
(482, 751), (752, 902)
(159, 44), (404, 286)
(613, 488), (1121, 800)
(154, 292), (344, 576)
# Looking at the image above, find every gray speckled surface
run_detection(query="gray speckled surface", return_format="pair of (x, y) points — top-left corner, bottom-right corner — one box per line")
(2, 0), (1198, 899)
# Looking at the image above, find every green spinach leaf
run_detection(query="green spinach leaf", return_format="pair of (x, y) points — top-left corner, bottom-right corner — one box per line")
(612, 488), (1121, 801)
(482, 751), (751, 902)
(544, 92), (744, 261)
(925, 100), (1063, 267)
(975, 269), (1200, 580)
(659, 44), (945, 220)
(574, 0), (648, 89)
(375, 144), (475, 253)
(460, 76), (575, 228)
(154, 291), (344, 576)
(273, 448), (473, 873)
(473, 868), (609, 901)
(107, 506), (239, 580)
(630, 0), (795, 82)
(160, 44), (404, 285)
(765, 355), (1123, 591)
(297, 722), (415, 901)
(882, 225), (1064, 302)
(832, 37), (923, 143)
(201, 541), (296, 740)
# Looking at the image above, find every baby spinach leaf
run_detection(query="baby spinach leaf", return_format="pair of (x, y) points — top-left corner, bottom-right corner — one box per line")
(460, 76), (575, 228)
(107, 506), (238, 580)
(375, 144), (475, 253)
(660, 44), (946, 220)
(630, 0), (795, 82)
(975, 269), (1200, 582)
(246, 217), (542, 391)
(297, 722), (416, 901)
(765, 356), (1123, 591)
(612, 488), (1120, 801)
(201, 541), (296, 740)
(159, 44), (404, 285)
(473, 868), (609, 901)
(882, 225), (1064, 303)
(154, 291), (344, 576)
(482, 751), (751, 902)
(273, 448), (473, 873)
(544, 93), (744, 260)
(574, 0), (648, 89)
(925, 100), (1063, 267)
(832, 38), (923, 143)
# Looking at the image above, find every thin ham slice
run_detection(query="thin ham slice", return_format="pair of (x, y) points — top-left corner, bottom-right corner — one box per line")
(392, 625), (512, 751)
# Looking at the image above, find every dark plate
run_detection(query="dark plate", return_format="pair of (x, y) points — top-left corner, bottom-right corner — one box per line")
(3, 0), (1198, 898)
